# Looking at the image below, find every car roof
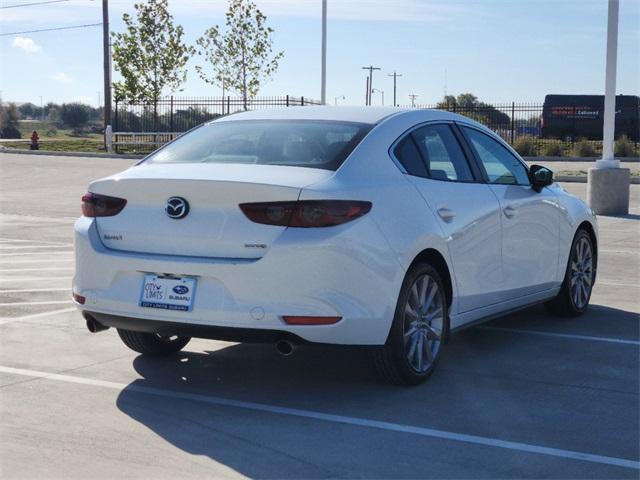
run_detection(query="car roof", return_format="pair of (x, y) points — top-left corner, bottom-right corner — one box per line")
(212, 106), (472, 125)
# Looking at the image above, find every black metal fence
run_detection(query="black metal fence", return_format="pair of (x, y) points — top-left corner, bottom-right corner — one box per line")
(112, 97), (638, 157)
(113, 95), (320, 134)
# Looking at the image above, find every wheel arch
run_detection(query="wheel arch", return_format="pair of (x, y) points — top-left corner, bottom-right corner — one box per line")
(577, 220), (598, 269)
(409, 248), (453, 309)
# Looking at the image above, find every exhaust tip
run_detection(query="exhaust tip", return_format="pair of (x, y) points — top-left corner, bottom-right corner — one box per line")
(84, 314), (109, 333)
(275, 339), (295, 357)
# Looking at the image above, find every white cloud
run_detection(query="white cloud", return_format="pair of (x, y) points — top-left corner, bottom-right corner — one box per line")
(11, 36), (41, 53)
(52, 72), (73, 84)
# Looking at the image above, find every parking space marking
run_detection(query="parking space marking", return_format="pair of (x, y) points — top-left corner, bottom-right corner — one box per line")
(0, 365), (637, 470)
(0, 252), (74, 257)
(0, 245), (73, 251)
(0, 267), (75, 273)
(599, 249), (640, 255)
(0, 276), (72, 282)
(0, 259), (74, 265)
(0, 307), (77, 325)
(478, 326), (640, 346)
(0, 287), (70, 294)
(0, 300), (72, 307)
(0, 237), (72, 246)
(597, 280), (640, 288)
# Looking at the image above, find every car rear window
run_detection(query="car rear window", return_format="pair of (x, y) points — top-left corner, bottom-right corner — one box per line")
(145, 120), (373, 171)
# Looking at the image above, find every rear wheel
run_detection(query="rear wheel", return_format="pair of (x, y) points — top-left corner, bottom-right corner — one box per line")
(545, 229), (595, 317)
(117, 329), (190, 355)
(373, 263), (449, 385)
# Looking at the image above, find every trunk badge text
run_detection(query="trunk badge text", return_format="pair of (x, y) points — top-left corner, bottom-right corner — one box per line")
(166, 197), (190, 219)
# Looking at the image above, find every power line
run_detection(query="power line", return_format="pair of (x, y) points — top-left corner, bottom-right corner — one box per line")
(0, 0), (70, 9)
(0, 22), (102, 36)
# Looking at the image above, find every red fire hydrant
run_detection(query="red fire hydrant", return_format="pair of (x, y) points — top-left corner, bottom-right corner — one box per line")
(30, 131), (39, 150)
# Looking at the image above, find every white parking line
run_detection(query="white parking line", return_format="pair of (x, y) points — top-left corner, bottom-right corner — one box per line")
(0, 365), (637, 470)
(0, 259), (74, 265)
(0, 300), (72, 307)
(0, 245), (73, 251)
(0, 276), (72, 282)
(597, 280), (640, 288)
(599, 249), (640, 255)
(0, 238), (72, 246)
(478, 326), (640, 346)
(0, 287), (70, 294)
(0, 307), (77, 325)
(0, 267), (75, 273)
(0, 252), (74, 257)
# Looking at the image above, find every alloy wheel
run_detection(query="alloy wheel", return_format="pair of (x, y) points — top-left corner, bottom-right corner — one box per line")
(403, 273), (444, 373)
(570, 236), (593, 309)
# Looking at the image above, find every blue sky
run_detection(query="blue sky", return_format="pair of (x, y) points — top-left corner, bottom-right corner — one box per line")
(0, 0), (638, 107)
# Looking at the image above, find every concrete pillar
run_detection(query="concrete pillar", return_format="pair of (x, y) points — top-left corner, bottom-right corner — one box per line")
(587, 168), (630, 215)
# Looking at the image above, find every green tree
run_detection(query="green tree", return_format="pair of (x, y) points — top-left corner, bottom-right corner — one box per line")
(436, 93), (510, 127)
(0, 102), (21, 139)
(111, 0), (193, 104)
(60, 103), (90, 133)
(195, 0), (284, 109)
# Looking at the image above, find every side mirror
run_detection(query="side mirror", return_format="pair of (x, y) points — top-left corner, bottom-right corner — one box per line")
(529, 164), (553, 192)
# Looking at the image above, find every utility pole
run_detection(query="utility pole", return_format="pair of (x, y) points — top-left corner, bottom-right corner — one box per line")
(388, 71), (402, 107)
(361, 65), (380, 106)
(409, 94), (418, 108)
(365, 76), (369, 105)
(102, 0), (112, 142)
(320, 0), (327, 105)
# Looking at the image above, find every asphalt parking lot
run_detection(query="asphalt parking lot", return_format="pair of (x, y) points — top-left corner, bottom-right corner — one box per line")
(0, 151), (638, 479)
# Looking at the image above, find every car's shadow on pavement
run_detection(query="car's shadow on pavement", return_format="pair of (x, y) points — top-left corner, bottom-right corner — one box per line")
(114, 303), (639, 478)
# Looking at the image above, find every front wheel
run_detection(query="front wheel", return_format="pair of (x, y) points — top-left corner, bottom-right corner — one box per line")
(546, 229), (596, 317)
(373, 263), (449, 385)
(117, 329), (190, 355)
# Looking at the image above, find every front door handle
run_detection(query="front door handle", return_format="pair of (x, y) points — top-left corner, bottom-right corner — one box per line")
(503, 205), (517, 218)
(437, 206), (456, 223)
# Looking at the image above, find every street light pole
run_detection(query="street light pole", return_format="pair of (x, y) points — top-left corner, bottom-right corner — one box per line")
(372, 88), (384, 106)
(102, 0), (112, 141)
(320, 0), (327, 105)
(587, 0), (629, 215)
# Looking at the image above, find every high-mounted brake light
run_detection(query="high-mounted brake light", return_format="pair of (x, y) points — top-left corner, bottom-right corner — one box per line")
(239, 200), (372, 228)
(81, 192), (127, 217)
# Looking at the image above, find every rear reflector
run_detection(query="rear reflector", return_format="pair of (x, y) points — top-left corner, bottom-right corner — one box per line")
(282, 316), (341, 325)
(239, 200), (371, 228)
(81, 192), (127, 217)
(72, 292), (86, 305)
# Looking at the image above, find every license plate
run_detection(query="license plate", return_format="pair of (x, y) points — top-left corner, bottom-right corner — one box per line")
(139, 275), (197, 312)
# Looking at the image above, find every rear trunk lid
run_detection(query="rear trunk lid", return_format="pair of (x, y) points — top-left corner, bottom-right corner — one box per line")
(90, 163), (333, 258)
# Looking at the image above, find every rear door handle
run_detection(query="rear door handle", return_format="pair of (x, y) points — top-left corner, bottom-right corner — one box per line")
(437, 207), (456, 223)
(503, 205), (517, 218)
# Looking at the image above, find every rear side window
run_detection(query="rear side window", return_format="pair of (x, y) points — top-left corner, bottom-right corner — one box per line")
(146, 120), (373, 171)
(411, 124), (474, 182)
(393, 136), (429, 177)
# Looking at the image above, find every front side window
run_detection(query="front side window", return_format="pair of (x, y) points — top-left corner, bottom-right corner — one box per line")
(462, 127), (530, 185)
(146, 120), (373, 171)
(411, 124), (474, 182)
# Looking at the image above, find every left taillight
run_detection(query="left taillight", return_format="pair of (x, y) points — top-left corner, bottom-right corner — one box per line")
(239, 200), (372, 228)
(81, 192), (127, 217)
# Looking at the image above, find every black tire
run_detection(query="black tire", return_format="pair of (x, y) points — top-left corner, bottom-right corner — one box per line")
(373, 263), (449, 385)
(117, 329), (190, 355)
(545, 229), (596, 317)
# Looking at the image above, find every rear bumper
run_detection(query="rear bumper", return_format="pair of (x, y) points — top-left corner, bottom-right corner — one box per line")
(83, 311), (307, 344)
(73, 216), (404, 345)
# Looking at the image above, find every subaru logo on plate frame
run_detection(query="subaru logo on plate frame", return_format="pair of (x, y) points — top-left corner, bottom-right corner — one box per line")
(166, 197), (190, 219)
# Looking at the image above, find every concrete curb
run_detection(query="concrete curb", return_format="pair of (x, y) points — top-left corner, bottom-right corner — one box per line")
(524, 156), (640, 163)
(555, 175), (640, 184)
(0, 148), (144, 160)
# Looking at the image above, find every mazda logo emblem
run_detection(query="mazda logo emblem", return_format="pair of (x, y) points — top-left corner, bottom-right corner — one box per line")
(166, 197), (190, 219)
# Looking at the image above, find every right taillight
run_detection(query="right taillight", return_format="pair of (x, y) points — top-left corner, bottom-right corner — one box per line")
(239, 200), (372, 228)
(81, 192), (127, 217)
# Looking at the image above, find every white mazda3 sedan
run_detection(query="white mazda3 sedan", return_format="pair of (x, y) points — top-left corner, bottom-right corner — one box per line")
(74, 107), (598, 384)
